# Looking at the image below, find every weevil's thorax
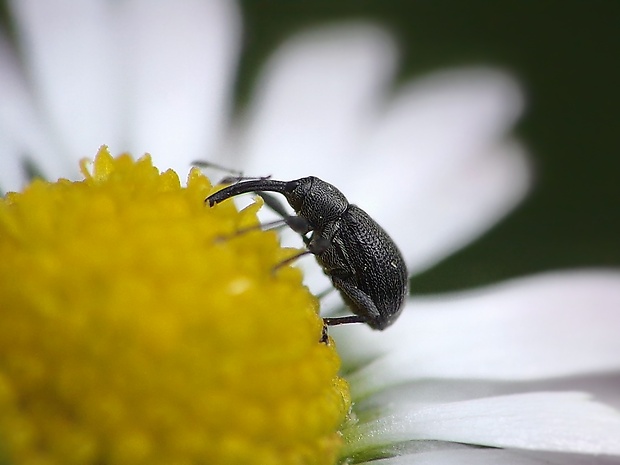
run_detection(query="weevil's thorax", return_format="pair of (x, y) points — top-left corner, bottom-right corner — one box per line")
(284, 177), (349, 227)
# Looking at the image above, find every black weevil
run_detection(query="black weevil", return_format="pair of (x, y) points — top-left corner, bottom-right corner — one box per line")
(206, 176), (408, 331)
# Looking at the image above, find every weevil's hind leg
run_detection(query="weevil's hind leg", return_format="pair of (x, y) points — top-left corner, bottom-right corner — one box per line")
(322, 315), (366, 326)
(320, 315), (366, 344)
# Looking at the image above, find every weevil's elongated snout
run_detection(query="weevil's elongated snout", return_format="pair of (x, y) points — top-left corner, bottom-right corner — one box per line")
(206, 179), (290, 206)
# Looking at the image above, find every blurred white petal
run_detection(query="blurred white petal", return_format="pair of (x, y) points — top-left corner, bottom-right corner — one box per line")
(344, 392), (620, 456)
(533, 374), (620, 412)
(0, 33), (73, 190)
(364, 68), (524, 176)
(9, 0), (240, 177)
(355, 374), (620, 416)
(389, 138), (529, 273)
(364, 446), (620, 465)
(234, 23), (397, 179)
(0, 36), (34, 189)
(118, 0), (240, 173)
(236, 43), (530, 274)
(353, 68), (529, 272)
(335, 270), (620, 398)
(10, 0), (123, 159)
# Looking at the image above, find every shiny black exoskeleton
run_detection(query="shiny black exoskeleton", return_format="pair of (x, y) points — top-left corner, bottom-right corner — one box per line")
(206, 176), (408, 330)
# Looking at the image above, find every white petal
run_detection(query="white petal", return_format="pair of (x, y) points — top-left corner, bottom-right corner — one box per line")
(537, 373), (620, 412)
(117, 0), (241, 174)
(356, 69), (530, 273)
(343, 392), (620, 456)
(0, 36), (52, 190)
(235, 49), (529, 274)
(235, 23), (397, 180)
(0, 138), (19, 194)
(396, 139), (529, 273)
(334, 270), (620, 398)
(356, 374), (620, 416)
(363, 444), (620, 465)
(11, 0), (124, 160)
(365, 68), (524, 177)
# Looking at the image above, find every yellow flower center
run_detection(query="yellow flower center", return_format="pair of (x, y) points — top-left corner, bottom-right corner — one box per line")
(0, 147), (350, 465)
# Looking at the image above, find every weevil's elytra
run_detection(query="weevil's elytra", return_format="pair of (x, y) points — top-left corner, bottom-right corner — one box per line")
(206, 176), (409, 331)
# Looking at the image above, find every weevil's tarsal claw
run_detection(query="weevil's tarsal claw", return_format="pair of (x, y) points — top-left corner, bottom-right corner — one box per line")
(320, 323), (329, 344)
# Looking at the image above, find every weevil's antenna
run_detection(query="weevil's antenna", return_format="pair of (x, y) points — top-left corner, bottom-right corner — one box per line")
(191, 160), (242, 178)
(192, 160), (271, 185)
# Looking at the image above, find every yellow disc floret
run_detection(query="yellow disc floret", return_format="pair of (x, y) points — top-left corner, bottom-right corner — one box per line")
(0, 146), (350, 465)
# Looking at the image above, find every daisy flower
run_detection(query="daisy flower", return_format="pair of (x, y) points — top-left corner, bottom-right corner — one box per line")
(1, 1), (620, 464)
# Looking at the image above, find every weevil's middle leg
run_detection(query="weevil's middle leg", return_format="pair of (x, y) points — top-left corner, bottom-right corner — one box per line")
(272, 249), (313, 273)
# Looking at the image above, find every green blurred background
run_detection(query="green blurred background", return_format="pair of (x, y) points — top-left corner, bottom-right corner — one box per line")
(239, 1), (620, 293)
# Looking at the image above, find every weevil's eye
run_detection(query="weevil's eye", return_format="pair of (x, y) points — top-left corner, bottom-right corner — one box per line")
(283, 178), (308, 211)
(284, 179), (302, 194)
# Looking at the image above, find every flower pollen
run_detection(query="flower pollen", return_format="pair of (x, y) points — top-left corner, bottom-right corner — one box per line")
(0, 146), (350, 465)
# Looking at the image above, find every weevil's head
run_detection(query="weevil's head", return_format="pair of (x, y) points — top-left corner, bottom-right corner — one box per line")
(284, 177), (349, 228)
